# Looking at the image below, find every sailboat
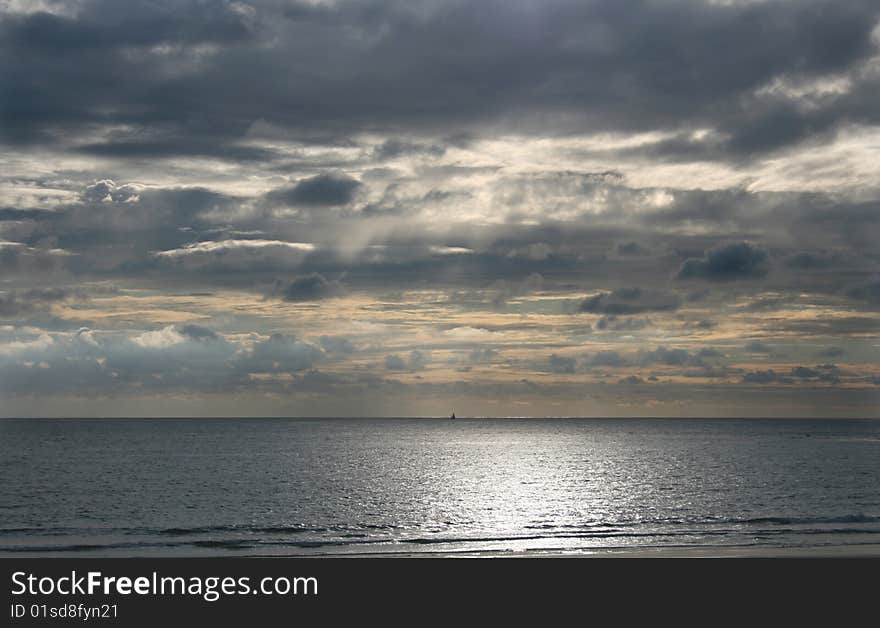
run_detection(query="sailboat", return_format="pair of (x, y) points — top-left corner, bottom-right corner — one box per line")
(450, 409), (456, 419)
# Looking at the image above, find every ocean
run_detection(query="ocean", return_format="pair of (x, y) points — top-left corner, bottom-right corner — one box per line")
(2, 418), (879, 556)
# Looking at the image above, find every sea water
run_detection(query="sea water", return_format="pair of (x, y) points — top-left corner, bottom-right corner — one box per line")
(1, 418), (879, 556)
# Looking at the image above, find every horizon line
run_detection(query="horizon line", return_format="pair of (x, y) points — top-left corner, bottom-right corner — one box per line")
(1, 416), (878, 421)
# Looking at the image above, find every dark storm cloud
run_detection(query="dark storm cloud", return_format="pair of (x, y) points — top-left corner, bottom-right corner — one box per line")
(615, 242), (647, 256)
(0, 284), (121, 322)
(0, 325), (237, 394)
(697, 347), (724, 359)
(68, 181), (236, 240)
(586, 351), (629, 368)
(634, 188), (877, 261)
(177, 324), (222, 342)
(239, 333), (322, 373)
(639, 347), (705, 367)
(0, 325), (334, 394)
(641, 186), (758, 227)
(741, 296), (792, 312)
(0, 0), (259, 146)
(3, 0), (879, 157)
(274, 273), (344, 302)
(1, 1), (256, 51)
(384, 351), (427, 371)
(791, 366), (821, 379)
(685, 289), (711, 302)
(263, 174), (362, 208)
(742, 370), (793, 385)
(359, 185), (470, 216)
(408, 350), (427, 371)
(687, 319), (716, 330)
(618, 375), (645, 385)
(790, 199), (880, 252)
(742, 366), (845, 386)
(579, 288), (680, 315)
(594, 315), (650, 332)
(785, 251), (845, 270)
(546, 354), (576, 374)
(75, 140), (278, 162)
(676, 242), (770, 281)
(744, 341), (773, 354)
(372, 139), (446, 160)
(441, 273), (547, 309)
(0, 287), (71, 316)
(0, 243), (68, 274)
(319, 336), (356, 354)
(0, 207), (59, 222)
(846, 277), (880, 304)
(766, 317), (878, 336)
(1, 175), (873, 307)
(469, 347), (499, 363)
(0, 181), (253, 279)
(384, 354), (407, 370)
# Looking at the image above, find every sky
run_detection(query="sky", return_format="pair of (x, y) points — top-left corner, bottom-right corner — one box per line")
(0, 0), (878, 417)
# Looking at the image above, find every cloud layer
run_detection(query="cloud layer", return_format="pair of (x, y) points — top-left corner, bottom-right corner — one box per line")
(0, 0), (878, 416)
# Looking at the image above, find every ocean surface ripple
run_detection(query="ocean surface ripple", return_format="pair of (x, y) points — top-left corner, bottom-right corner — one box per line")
(2, 418), (879, 556)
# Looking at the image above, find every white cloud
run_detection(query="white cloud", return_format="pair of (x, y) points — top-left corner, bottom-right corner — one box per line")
(155, 240), (316, 257)
(131, 326), (186, 349)
(443, 326), (496, 340)
(429, 246), (473, 255)
(0, 333), (54, 355)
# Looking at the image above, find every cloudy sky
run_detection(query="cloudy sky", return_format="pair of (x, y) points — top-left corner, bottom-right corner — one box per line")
(1, 0), (878, 417)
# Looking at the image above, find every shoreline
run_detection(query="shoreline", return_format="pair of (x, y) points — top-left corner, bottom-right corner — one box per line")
(5, 543), (880, 559)
(324, 543), (880, 559)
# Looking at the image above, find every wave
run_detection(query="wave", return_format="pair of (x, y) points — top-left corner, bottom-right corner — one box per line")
(0, 522), (403, 537)
(4, 526), (880, 555)
(3, 513), (880, 555)
(157, 525), (327, 536)
(523, 513), (880, 529)
(733, 514), (880, 526)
